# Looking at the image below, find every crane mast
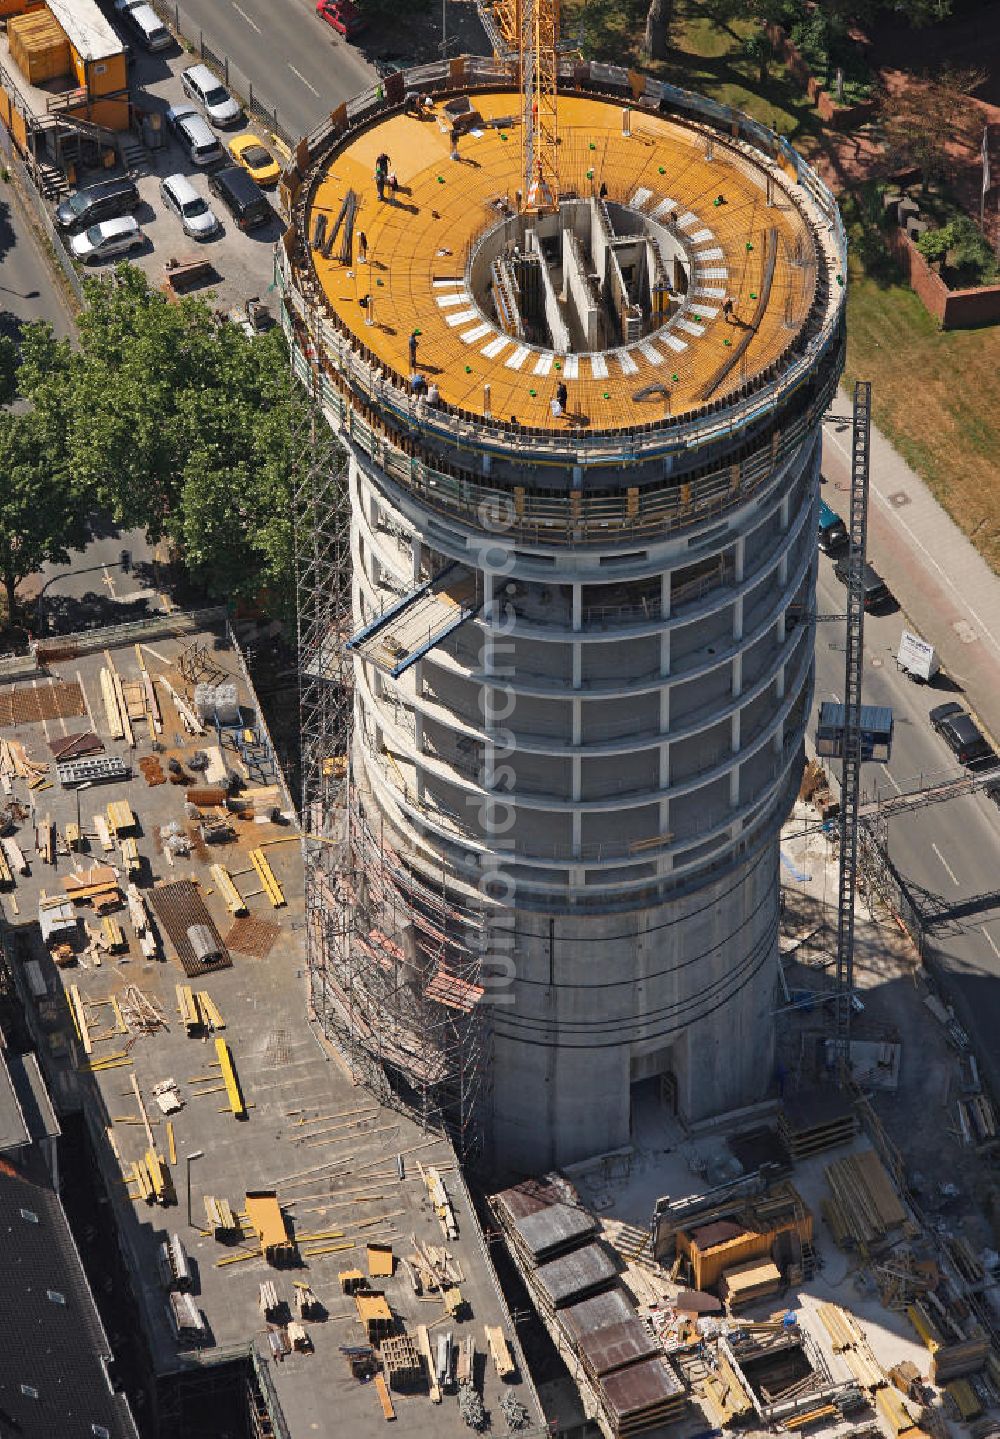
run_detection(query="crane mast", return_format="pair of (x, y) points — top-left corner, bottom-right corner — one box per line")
(485, 0), (560, 210)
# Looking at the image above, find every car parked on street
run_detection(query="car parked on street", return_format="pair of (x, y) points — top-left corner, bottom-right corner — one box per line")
(159, 174), (220, 241)
(55, 176), (140, 232)
(316, 0), (367, 38)
(228, 133), (280, 188)
(832, 557), (891, 611)
(114, 0), (171, 50)
(181, 63), (242, 128)
(929, 702), (995, 769)
(69, 215), (145, 265)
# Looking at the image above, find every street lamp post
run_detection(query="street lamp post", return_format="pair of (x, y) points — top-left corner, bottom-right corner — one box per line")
(75, 780), (92, 847)
(185, 1150), (204, 1227)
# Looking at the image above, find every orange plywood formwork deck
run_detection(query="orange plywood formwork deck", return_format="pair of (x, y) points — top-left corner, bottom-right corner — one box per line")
(306, 90), (818, 431)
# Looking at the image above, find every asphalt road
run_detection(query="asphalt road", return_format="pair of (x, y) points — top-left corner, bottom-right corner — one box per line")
(0, 179), (74, 340)
(177, 0), (376, 140)
(812, 545), (1000, 1089)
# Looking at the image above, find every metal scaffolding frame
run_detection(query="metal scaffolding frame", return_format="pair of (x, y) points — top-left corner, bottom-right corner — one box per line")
(293, 332), (491, 1167)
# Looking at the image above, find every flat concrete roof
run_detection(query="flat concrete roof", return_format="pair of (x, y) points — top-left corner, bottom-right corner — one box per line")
(306, 90), (817, 430)
(1, 618), (536, 1439)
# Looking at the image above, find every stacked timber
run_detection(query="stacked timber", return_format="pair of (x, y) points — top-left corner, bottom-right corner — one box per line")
(719, 1258), (782, 1312)
(779, 1092), (858, 1161)
(823, 1149), (906, 1251)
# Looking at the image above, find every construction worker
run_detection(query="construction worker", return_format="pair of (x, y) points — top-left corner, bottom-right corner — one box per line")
(408, 331), (419, 369)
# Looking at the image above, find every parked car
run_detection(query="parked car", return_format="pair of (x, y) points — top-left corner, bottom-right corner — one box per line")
(208, 166), (270, 231)
(159, 174), (220, 241)
(818, 497), (848, 554)
(180, 63), (242, 127)
(55, 175), (139, 231)
(114, 0), (171, 50)
(228, 133), (280, 188)
(316, 0), (367, 38)
(929, 702), (995, 768)
(69, 215), (145, 265)
(165, 104), (225, 166)
(832, 557), (891, 611)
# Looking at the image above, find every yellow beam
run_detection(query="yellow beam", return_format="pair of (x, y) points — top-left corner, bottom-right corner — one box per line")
(215, 1037), (247, 1119)
(248, 848), (285, 908)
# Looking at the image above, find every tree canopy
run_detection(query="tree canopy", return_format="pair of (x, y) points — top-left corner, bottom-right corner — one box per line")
(12, 266), (307, 620)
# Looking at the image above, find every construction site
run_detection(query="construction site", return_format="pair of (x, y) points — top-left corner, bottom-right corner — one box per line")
(0, 615), (535, 1438)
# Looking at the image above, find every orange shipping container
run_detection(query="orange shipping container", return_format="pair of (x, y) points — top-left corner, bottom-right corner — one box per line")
(8, 8), (71, 85)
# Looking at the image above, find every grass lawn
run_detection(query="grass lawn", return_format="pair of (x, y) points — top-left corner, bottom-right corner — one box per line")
(845, 264), (1000, 575)
(560, 0), (824, 149)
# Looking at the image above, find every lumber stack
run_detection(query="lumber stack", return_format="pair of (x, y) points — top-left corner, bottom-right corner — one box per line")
(719, 1258), (781, 1312)
(823, 1150), (906, 1250)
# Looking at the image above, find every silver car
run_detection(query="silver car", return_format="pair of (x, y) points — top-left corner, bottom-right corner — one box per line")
(159, 173), (220, 241)
(69, 215), (145, 265)
(181, 63), (242, 128)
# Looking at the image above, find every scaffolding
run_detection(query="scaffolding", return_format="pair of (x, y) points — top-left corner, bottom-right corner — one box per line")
(294, 332), (491, 1166)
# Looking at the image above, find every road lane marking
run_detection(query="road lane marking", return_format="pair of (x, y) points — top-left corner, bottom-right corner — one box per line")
(825, 421), (1000, 660)
(881, 765), (902, 795)
(232, 2), (261, 31)
(931, 842), (960, 887)
(289, 64), (320, 96)
(982, 925), (1000, 962)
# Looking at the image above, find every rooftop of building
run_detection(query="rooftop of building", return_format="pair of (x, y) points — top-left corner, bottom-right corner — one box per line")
(301, 84), (830, 433)
(0, 614), (536, 1439)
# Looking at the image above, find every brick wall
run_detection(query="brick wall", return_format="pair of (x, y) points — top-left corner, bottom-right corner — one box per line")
(890, 228), (1000, 329)
(766, 24), (874, 131)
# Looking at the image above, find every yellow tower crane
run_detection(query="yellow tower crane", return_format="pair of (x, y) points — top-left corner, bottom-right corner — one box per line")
(486, 0), (559, 212)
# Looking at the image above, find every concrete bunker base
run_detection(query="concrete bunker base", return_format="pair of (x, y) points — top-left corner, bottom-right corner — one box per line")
(489, 837), (780, 1176)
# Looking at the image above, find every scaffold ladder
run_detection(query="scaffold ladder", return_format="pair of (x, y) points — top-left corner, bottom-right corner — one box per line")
(834, 380), (872, 1080)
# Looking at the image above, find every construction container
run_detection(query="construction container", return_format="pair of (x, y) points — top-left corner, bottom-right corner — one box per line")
(8, 9), (71, 85)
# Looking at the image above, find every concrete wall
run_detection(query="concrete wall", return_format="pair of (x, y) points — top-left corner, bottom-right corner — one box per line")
(490, 837), (781, 1174)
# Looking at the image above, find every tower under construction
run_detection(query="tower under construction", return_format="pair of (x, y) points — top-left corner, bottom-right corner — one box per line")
(279, 55), (847, 1173)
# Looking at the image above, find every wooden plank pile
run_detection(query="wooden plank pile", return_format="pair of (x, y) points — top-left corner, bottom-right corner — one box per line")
(906, 1296), (991, 1382)
(779, 1093), (858, 1161)
(956, 1093), (997, 1147)
(407, 1232), (464, 1294)
(816, 1303), (885, 1391)
(823, 1149), (906, 1251)
(62, 864), (121, 912)
(719, 1258), (781, 1312)
(0, 737), (49, 789)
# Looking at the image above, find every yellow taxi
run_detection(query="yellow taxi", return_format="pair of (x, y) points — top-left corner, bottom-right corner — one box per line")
(228, 134), (281, 189)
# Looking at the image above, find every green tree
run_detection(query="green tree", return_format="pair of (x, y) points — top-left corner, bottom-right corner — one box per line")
(17, 266), (307, 615)
(0, 408), (91, 621)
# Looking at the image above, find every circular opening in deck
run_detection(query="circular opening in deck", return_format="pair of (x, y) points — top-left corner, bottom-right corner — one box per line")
(466, 199), (699, 359)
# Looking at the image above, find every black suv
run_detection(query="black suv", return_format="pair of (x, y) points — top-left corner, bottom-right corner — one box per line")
(55, 176), (140, 232)
(929, 702), (994, 768)
(832, 557), (891, 611)
(208, 166), (270, 232)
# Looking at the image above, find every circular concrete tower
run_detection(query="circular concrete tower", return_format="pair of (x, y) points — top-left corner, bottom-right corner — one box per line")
(280, 57), (846, 1173)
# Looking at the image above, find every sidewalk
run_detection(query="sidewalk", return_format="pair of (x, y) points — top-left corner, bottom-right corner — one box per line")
(821, 386), (1000, 748)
